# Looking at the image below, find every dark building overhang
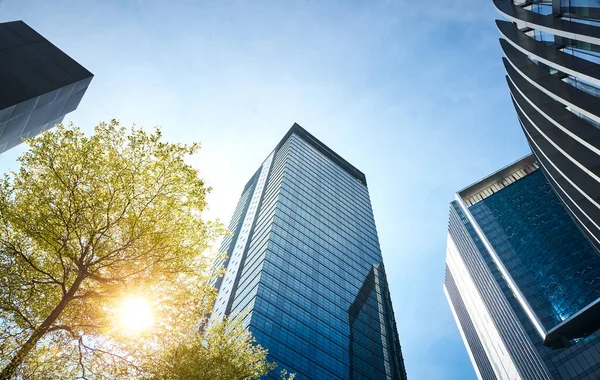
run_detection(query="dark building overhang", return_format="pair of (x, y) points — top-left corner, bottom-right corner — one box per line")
(0, 20), (94, 153)
(0, 20), (94, 110)
(545, 300), (600, 349)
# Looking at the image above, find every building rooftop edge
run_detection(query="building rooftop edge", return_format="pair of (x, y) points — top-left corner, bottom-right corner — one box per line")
(2, 20), (95, 78)
(276, 123), (368, 186)
(457, 154), (536, 204)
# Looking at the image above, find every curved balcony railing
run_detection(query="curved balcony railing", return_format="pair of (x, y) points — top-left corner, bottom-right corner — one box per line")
(494, 0), (600, 347)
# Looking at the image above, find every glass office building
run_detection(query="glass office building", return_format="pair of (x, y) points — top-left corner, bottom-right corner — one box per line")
(0, 21), (93, 154)
(211, 123), (407, 379)
(444, 155), (600, 379)
(493, 0), (600, 254)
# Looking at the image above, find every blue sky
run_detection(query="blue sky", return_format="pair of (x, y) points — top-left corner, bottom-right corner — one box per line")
(0, 1), (532, 378)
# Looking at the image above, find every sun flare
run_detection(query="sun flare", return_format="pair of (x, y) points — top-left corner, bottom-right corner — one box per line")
(118, 296), (154, 333)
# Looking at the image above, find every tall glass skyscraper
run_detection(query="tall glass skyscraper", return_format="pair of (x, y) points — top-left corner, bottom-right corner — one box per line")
(211, 123), (407, 379)
(445, 155), (600, 379)
(493, 0), (600, 253)
(0, 21), (93, 154)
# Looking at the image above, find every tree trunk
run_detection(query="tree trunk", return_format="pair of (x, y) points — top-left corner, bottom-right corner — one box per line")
(0, 272), (85, 379)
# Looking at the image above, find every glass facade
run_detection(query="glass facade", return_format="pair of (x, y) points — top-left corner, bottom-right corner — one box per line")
(348, 264), (405, 379)
(469, 170), (600, 331)
(212, 124), (406, 379)
(445, 156), (600, 379)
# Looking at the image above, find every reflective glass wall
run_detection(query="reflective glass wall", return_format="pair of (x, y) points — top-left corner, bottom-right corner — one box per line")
(213, 124), (407, 380)
(445, 156), (600, 379)
(469, 170), (600, 331)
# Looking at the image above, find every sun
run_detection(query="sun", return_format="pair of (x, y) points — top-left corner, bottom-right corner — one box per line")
(117, 296), (154, 333)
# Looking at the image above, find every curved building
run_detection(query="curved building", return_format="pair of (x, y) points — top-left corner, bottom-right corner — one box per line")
(493, 1), (600, 255)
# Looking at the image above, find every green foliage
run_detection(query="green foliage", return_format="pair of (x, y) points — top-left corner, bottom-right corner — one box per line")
(0, 121), (225, 378)
(149, 315), (276, 380)
(0, 120), (294, 380)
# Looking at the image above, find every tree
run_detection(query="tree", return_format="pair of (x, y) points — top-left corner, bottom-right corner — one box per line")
(149, 315), (294, 380)
(0, 120), (226, 378)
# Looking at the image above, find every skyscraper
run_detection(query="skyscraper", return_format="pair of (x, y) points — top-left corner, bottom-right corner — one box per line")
(493, 0), (600, 253)
(444, 155), (600, 380)
(211, 123), (407, 379)
(0, 20), (93, 154)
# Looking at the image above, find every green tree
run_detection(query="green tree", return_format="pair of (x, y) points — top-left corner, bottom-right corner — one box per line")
(149, 315), (294, 380)
(0, 120), (228, 379)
